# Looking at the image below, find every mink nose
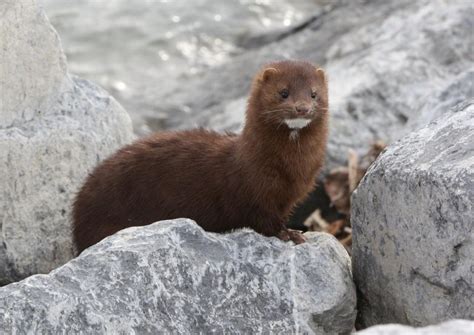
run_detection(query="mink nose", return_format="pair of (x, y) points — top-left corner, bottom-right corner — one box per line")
(295, 106), (309, 116)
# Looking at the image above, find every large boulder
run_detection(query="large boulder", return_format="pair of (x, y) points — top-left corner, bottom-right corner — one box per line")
(153, 0), (473, 169)
(357, 320), (474, 335)
(352, 102), (474, 326)
(0, 0), (134, 284)
(0, 219), (357, 334)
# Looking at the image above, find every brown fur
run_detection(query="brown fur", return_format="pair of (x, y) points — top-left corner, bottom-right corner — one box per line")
(72, 60), (329, 253)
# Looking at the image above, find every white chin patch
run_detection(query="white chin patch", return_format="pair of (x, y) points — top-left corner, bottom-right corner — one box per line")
(284, 118), (311, 129)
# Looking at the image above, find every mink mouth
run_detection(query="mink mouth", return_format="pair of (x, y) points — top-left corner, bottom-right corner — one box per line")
(284, 118), (312, 129)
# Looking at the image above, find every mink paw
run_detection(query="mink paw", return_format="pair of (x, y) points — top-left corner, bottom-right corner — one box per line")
(277, 229), (306, 244)
(288, 230), (307, 244)
(277, 230), (291, 242)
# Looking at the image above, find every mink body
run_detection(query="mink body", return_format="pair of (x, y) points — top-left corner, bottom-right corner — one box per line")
(73, 60), (329, 253)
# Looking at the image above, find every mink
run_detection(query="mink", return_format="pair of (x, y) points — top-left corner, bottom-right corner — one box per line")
(72, 60), (329, 253)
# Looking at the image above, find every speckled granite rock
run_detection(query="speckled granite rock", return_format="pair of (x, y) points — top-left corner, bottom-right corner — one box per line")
(352, 102), (474, 327)
(154, 0), (473, 169)
(0, 0), (134, 284)
(357, 320), (474, 335)
(0, 219), (356, 334)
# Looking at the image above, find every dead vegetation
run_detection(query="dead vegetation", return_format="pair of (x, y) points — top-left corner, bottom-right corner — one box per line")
(304, 141), (386, 254)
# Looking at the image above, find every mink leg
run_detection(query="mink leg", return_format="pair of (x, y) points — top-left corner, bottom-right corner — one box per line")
(252, 213), (306, 244)
(252, 214), (286, 240)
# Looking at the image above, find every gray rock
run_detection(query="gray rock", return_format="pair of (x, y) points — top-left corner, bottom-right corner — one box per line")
(357, 320), (474, 335)
(352, 102), (474, 327)
(154, 0), (473, 169)
(0, 0), (135, 284)
(0, 219), (357, 334)
(0, 0), (67, 129)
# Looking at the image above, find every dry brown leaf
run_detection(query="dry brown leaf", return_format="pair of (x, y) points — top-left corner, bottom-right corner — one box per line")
(347, 149), (359, 193)
(305, 140), (387, 255)
(326, 219), (345, 236)
(303, 209), (329, 231)
(323, 167), (350, 215)
(340, 234), (352, 247)
(360, 140), (387, 171)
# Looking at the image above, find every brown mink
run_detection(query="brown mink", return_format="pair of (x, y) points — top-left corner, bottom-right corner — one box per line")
(72, 60), (329, 253)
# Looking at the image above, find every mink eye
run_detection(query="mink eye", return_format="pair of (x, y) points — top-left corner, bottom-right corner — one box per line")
(280, 89), (289, 99)
(311, 91), (317, 99)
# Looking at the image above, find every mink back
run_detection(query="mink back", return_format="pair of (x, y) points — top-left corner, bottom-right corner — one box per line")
(73, 129), (255, 252)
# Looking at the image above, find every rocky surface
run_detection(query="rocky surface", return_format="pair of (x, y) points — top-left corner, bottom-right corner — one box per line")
(0, 0), (135, 284)
(352, 102), (474, 327)
(152, 0), (473, 170)
(357, 320), (474, 335)
(0, 219), (356, 334)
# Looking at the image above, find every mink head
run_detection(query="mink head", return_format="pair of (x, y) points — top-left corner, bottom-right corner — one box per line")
(247, 60), (328, 130)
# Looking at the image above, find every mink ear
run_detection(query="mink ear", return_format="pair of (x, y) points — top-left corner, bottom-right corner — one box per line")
(315, 67), (327, 82)
(259, 67), (278, 82)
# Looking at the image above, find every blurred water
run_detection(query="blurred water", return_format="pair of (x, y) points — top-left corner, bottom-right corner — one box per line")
(39, 0), (322, 133)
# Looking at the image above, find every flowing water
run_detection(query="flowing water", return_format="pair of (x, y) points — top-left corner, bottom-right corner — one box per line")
(39, 0), (323, 133)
